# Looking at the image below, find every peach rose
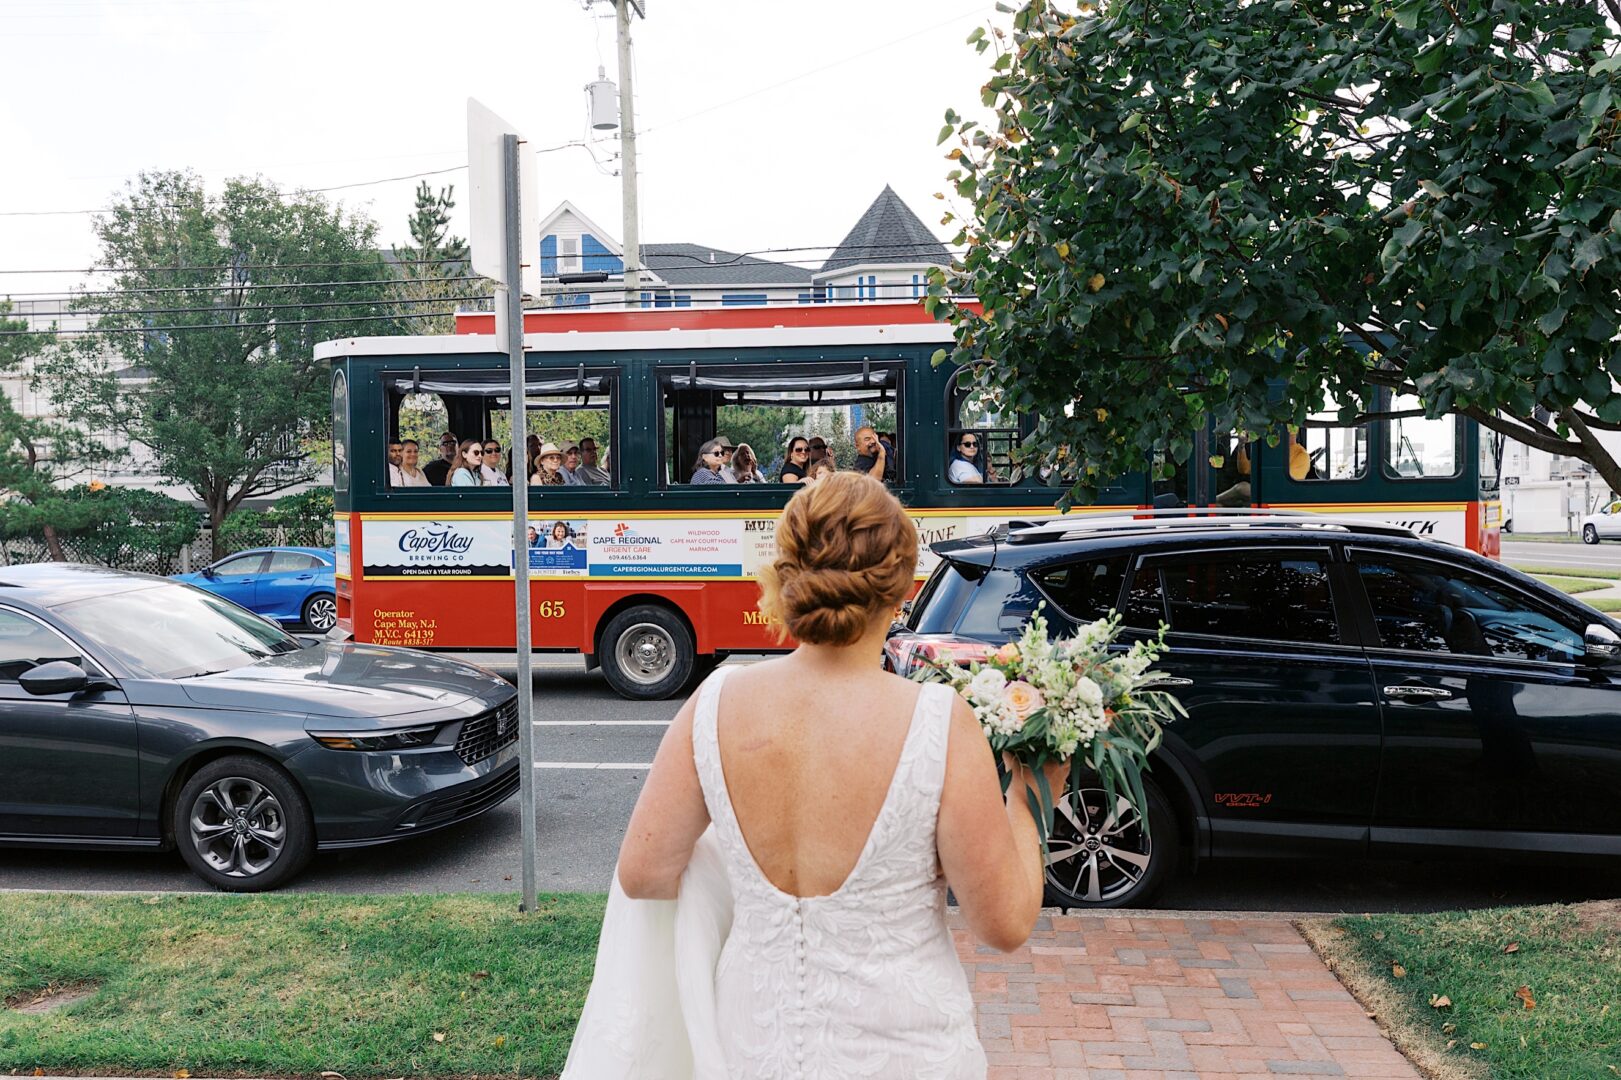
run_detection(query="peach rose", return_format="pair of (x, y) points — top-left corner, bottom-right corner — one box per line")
(994, 642), (1021, 665)
(1004, 680), (1045, 723)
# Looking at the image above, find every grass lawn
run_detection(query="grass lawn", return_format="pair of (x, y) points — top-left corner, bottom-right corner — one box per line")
(1528, 574), (1612, 595)
(1304, 902), (1621, 1080)
(1588, 597), (1621, 613)
(0, 891), (606, 1078)
(1509, 563), (1621, 581)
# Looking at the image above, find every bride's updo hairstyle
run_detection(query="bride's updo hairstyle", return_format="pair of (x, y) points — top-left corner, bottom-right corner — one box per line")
(757, 471), (918, 647)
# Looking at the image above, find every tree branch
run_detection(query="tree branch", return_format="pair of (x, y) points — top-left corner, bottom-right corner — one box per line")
(1563, 410), (1621, 496)
(1461, 406), (1579, 457)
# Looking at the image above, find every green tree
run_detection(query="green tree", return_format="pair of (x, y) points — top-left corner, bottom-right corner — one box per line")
(40, 171), (393, 558)
(391, 182), (479, 334)
(933, 0), (1621, 501)
(69, 487), (201, 574)
(0, 303), (120, 559)
(217, 487), (333, 554)
(717, 405), (806, 465)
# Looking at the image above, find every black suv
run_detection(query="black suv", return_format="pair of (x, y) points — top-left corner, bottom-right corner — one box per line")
(885, 511), (1621, 910)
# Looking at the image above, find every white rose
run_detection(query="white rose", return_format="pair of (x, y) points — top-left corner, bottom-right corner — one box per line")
(967, 666), (1008, 703)
(1074, 676), (1103, 710)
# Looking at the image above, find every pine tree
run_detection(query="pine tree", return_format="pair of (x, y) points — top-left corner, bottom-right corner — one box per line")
(391, 182), (480, 334)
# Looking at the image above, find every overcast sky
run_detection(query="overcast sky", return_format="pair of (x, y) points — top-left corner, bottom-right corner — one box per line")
(0, 0), (1008, 302)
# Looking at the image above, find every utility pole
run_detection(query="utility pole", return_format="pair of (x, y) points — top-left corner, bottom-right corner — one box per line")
(616, 0), (643, 305)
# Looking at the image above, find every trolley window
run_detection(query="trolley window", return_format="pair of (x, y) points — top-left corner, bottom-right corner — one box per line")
(381, 367), (618, 490)
(657, 361), (903, 486)
(947, 366), (1018, 486)
(1384, 392), (1461, 480)
(1293, 389), (1369, 484)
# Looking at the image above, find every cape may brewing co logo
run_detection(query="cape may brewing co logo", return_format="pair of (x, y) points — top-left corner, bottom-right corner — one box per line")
(360, 519), (514, 578)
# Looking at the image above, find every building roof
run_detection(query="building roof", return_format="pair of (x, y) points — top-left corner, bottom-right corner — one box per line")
(642, 243), (813, 287)
(817, 185), (951, 275)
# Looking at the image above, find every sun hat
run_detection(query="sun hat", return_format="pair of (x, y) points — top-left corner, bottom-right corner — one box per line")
(537, 441), (564, 460)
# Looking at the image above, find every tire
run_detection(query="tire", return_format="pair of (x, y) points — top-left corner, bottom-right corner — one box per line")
(1042, 778), (1178, 910)
(302, 592), (338, 633)
(598, 604), (696, 700)
(172, 755), (314, 892)
(1584, 524), (1600, 545)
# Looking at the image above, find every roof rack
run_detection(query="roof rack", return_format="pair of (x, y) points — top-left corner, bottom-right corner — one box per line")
(999, 507), (1417, 544)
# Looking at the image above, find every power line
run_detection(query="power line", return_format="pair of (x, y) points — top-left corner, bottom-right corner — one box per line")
(0, 260), (473, 277)
(12, 294), (495, 321)
(0, 310), (458, 338)
(0, 142), (606, 220)
(0, 275), (489, 300)
(0, 241), (959, 278)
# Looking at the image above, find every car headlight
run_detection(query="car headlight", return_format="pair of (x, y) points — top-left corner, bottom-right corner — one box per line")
(309, 724), (441, 751)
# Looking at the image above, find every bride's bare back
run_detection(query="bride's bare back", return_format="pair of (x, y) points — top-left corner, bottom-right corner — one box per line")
(716, 658), (923, 899)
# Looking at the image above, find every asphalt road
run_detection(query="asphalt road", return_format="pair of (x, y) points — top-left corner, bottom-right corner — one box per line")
(1501, 538), (1621, 570)
(4, 657), (1621, 913)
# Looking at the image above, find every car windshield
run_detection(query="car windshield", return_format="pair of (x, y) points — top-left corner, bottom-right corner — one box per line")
(53, 582), (300, 679)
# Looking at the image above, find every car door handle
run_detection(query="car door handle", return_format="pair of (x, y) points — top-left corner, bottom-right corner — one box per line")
(1383, 685), (1453, 701)
(1147, 676), (1194, 688)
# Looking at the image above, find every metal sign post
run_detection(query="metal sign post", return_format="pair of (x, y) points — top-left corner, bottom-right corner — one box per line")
(469, 99), (540, 913)
(501, 132), (538, 914)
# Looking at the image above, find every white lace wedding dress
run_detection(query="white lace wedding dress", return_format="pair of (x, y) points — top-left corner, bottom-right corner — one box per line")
(561, 666), (986, 1080)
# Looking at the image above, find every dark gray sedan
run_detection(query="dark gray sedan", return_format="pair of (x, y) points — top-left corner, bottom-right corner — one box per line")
(0, 564), (519, 891)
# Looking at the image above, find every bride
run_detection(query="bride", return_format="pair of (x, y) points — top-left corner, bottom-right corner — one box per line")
(569, 472), (1067, 1078)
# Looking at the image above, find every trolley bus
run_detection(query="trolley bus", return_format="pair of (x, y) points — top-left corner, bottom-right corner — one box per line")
(318, 301), (1500, 699)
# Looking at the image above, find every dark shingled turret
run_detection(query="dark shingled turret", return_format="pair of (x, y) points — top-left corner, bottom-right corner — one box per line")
(818, 185), (951, 274)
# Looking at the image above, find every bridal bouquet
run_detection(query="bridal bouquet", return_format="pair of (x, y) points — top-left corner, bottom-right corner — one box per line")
(912, 608), (1185, 837)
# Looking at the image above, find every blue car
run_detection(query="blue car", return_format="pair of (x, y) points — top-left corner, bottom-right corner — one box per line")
(173, 547), (338, 633)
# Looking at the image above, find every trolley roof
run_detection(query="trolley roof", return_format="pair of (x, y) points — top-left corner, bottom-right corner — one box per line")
(314, 300), (961, 361)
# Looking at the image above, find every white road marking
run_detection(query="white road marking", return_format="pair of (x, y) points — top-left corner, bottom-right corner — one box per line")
(534, 761), (654, 770)
(534, 719), (671, 726)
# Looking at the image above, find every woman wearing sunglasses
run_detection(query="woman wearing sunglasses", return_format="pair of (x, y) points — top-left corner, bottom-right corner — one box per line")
(779, 437), (811, 484)
(449, 440), (487, 487)
(947, 433), (989, 485)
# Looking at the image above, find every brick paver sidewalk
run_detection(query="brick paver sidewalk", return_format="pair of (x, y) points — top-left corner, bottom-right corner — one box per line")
(950, 912), (1418, 1080)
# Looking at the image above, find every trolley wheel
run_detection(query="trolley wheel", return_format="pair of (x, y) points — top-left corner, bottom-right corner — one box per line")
(599, 605), (696, 701)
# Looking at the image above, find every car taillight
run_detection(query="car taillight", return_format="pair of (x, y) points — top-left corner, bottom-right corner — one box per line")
(884, 633), (996, 677)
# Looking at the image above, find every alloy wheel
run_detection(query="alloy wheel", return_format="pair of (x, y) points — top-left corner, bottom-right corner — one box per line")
(188, 778), (286, 878)
(1044, 787), (1153, 905)
(305, 595), (337, 632)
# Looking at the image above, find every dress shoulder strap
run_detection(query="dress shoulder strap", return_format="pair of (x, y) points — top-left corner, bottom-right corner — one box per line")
(915, 681), (956, 801)
(689, 665), (739, 832)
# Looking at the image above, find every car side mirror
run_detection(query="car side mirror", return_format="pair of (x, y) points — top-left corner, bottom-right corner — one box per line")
(201, 565), (218, 578)
(19, 660), (103, 696)
(1584, 623), (1621, 667)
